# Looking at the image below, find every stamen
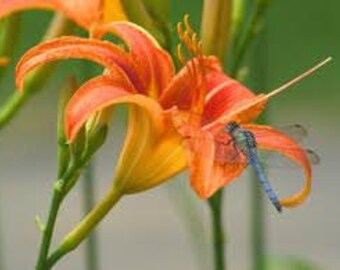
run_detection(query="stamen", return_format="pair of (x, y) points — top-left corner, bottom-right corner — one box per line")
(177, 43), (196, 80)
(176, 15), (210, 114)
(183, 14), (193, 35)
(241, 57), (332, 112)
(213, 57), (332, 126)
(177, 44), (186, 66)
(177, 22), (184, 40)
(266, 57), (332, 99)
(177, 16), (201, 81)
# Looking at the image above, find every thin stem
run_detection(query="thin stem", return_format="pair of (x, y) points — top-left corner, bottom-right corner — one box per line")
(208, 190), (225, 270)
(35, 159), (86, 270)
(47, 187), (122, 268)
(35, 185), (64, 270)
(251, 178), (265, 270)
(82, 162), (99, 270)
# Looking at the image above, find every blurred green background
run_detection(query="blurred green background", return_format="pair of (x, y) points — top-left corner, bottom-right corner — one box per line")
(0, 0), (338, 269)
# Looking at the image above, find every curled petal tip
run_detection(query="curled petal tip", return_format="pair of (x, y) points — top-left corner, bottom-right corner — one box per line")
(246, 124), (312, 209)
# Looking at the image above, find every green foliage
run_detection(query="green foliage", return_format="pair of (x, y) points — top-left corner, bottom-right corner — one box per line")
(267, 256), (320, 270)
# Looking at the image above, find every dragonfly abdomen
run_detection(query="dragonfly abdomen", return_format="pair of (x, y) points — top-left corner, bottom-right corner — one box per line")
(248, 148), (282, 212)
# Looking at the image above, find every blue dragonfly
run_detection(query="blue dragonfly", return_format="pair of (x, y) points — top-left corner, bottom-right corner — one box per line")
(210, 122), (320, 212)
(225, 122), (282, 211)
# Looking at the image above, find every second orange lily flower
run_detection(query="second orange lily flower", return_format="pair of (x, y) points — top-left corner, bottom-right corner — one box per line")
(0, 0), (127, 30)
(14, 19), (313, 208)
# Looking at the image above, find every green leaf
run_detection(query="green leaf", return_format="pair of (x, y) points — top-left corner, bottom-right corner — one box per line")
(266, 256), (320, 270)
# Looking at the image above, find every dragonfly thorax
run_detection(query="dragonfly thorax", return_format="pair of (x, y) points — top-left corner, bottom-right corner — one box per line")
(224, 122), (257, 153)
(224, 121), (240, 134)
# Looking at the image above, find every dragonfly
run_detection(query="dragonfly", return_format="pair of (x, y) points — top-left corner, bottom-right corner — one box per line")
(225, 122), (283, 211)
(212, 122), (319, 212)
(179, 114), (320, 212)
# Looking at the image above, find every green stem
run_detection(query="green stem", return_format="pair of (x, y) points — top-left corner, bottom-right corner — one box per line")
(251, 178), (265, 270)
(208, 190), (225, 270)
(47, 187), (122, 268)
(35, 183), (64, 270)
(35, 160), (85, 270)
(82, 162), (99, 270)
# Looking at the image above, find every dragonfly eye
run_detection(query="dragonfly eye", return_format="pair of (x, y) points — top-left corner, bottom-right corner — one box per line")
(225, 121), (239, 133)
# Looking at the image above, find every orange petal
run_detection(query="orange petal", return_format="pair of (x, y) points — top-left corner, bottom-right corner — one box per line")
(197, 132), (247, 199)
(93, 22), (174, 96)
(0, 0), (101, 29)
(160, 56), (223, 109)
(183, 129), (215, 198)
(246, 124), (312, 208)
(15, 36), (141, 90)
(206, 94), (268, 135)
(203, 75), (256, 124)
(65, 75), (165, 141)
(175, 117), (246, 199)
(205, 159), (246, 199)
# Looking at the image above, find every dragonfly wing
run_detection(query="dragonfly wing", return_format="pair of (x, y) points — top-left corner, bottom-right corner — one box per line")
(257, 124), (320, 166)
(304, 148), (320, 165)
(278, 124), (308, 143)
(259, 148), (320, 170)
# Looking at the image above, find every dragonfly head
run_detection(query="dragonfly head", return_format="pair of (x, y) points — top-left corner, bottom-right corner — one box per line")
(224, 121), (240, 134)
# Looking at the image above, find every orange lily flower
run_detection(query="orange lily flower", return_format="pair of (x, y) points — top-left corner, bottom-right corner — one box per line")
(0, 0), (127, 30)
(14, 19), (322, 209)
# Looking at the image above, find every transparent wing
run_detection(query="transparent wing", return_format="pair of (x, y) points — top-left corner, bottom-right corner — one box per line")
(303, 148), (320, 165)
(259, 148), (320, 170)
(279, 124), (308, 143)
